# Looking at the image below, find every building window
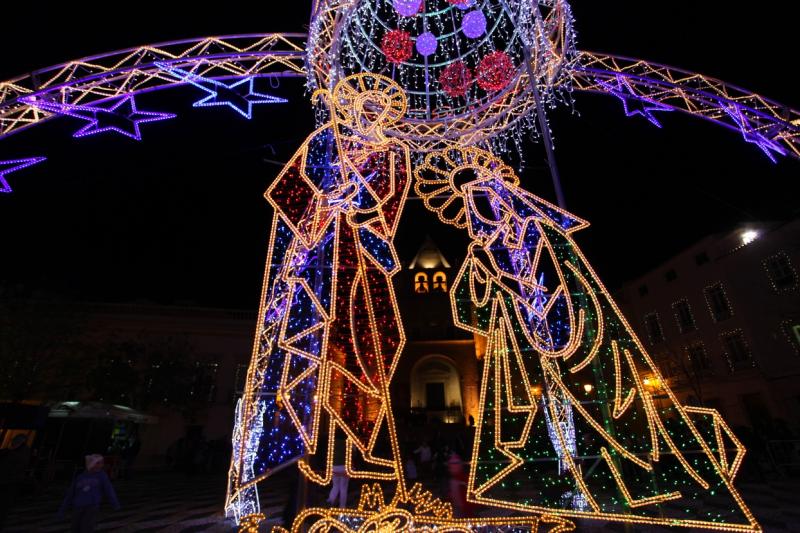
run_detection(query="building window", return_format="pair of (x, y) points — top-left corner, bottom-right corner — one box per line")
(190, 362), (219, 404)
(432, 271), (448, 292)
(781, 320), (800, 355)
(764, 252), (797, 291)
(234, 363), (248, 395)
(685, 342), (712, 375)
(414, 272), (429, 293)
(658, 357), (679, 378)
(695, 252), (710, 266)
(638, 284), (649, 297)
(643, 313), (665, 344)
(672, 299), (697, 333)
(705, 283), (733, 321)
(720, 330), (754, 371)
(665, 269), (678, 282)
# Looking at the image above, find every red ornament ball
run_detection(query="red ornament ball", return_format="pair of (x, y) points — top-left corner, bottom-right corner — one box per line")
(476, 51), (515, 91)
(382, 30), (413, 64)
(439, 61), (473, 98)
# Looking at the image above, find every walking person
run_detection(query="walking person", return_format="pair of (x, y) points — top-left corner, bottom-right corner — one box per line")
(120, 433), (141, 480)
(414, 441), (432, 478)
(58, 454), (120, 533)
(405, 453), (418, 483)
(327, 438), (349, 508)
(447, 450), (472, 518)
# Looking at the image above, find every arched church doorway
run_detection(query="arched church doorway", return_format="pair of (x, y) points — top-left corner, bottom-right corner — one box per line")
(410, 355), (463, 424)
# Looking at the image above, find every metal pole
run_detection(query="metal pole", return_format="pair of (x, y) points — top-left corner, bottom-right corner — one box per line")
(531, 81), (567, 209)
(495, 0), (568, 209)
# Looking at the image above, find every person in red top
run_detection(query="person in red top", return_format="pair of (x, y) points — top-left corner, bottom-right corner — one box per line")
(447, 451), (473, 518)
(58, 455), (120, 533)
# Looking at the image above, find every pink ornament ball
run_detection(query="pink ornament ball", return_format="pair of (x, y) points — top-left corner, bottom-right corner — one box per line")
(382, 30), (414, 64)
(439, 61), (473, 97)
(476, 51), (515, 91)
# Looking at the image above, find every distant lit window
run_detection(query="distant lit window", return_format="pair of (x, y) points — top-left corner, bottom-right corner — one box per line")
(234, 363), (248, 395)
(781, 321), (800, 355)
(672, 299), (697, 333)
(685, 342), (712, 375)
(764, 253), (797, 291)
(720, 330), (753, 371)
(432, 271), (448, 292)
(657, 357), (678, 378)
(190, 362), (219, 404)
(415, 272), (430, 293)
(705, 283), (733, 321)
(643, 313), (664, 344)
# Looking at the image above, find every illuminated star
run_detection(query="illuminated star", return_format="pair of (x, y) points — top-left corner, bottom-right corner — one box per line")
(193, 77), (287, 119)
(71, 96), (175, 140)
(24, 95), (175, 140)
(156, 63), (287, 119)
(0, 157), (46, 193)
(724, 103), (786, 163)
(598, 75), (673, 128)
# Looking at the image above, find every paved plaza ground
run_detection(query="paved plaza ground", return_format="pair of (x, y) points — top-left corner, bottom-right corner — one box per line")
(5, 470), (800, 532)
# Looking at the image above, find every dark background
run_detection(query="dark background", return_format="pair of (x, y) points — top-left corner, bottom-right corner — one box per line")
(0, 2), (796, 308)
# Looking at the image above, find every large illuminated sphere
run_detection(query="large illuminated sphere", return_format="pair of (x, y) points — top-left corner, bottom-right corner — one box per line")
(308, 0), (577, 149)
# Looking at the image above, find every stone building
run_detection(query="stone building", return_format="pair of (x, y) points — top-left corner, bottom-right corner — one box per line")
(391, 236), (482, 426)
(615, 219), (800, 432)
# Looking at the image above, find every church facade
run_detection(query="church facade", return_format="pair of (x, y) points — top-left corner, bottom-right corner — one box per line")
(391, 236), (482, 427)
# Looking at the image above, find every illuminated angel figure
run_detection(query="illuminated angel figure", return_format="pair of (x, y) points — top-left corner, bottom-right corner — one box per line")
(415, 145), (758, 531)
(226, 73), (412, 517)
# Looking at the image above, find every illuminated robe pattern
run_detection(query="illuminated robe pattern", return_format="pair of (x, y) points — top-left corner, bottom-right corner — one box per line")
(227, 113), (412, 512)
(415, 145), (758, 530)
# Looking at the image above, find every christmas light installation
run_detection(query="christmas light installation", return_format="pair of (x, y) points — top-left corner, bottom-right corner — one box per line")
(1, 1), (798, 531)
(723, 102), (786, 163)
(228, 398), (267, 524)
(156, 64), (287, 119)
(227, 70), (766, 532)
(0, 157), (46, 193)
(272, 482), (575, 533)
(307, 0), (579, 151)
(596, 75), (673, 128)
(227, 72), (416, 523)
(1, 36), (797, 159)
(415, 144), (759, 530)
(24, 95), (175, 140)
(0, 34), (306, 139)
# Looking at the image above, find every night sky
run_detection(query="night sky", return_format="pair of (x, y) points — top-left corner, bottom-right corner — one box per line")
(0, 2), (796, 309)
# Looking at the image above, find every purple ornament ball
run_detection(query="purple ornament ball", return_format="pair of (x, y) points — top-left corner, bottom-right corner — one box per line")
(462, 10), (487, 39)
(393, 0), (423, 17)
(416, 31), (438, 57)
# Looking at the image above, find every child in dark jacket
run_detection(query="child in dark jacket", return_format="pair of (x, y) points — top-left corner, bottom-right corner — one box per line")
(58, 454), (120, 533)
